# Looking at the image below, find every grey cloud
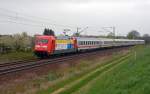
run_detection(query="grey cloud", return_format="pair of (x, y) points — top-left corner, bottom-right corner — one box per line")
(0, 0), (150, 36)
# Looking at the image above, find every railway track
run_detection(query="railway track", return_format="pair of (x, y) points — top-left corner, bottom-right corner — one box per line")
(0, 47), (129, 76)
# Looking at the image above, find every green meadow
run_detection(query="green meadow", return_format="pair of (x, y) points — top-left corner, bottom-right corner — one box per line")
(38, 45), (150, 94)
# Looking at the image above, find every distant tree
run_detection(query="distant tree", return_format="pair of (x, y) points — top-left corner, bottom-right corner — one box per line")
(22, 32), (28, 38)
(72, 33), (80, 37)
(142, 34), (150, 44)
(57, 34), (65, 37)
(13, 33), (23, 51)
(0, 35), (13, 53)
(143, 34), (149, 37)
(12, 32), (32, 51)
(43, 28), (55, 36)
(116, 36), (126, 39)
(0, 32), (33, 53)
(21, 32), (32, 51)
(127, 30), (140, 39)
(107, 32), (115, 38)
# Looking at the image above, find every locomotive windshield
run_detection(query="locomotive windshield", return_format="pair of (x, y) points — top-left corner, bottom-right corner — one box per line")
(36, 39), (48, 44)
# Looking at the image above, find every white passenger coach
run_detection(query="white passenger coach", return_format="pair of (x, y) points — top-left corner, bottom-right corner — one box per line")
(76, 37), (145, 50)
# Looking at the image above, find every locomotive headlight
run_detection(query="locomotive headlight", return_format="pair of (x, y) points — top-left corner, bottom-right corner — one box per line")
(42, 46), (47, 49)
(35, 45), (40, 48)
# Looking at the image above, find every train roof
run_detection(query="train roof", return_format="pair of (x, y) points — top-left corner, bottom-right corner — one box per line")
(35, 35), (144, 42)
(35, 35), (52, 38)
(76, 37), (145, 42)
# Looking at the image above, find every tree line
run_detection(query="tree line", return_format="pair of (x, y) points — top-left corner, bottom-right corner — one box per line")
(0, 32), (34, 53)
(126, 30), (150, 44)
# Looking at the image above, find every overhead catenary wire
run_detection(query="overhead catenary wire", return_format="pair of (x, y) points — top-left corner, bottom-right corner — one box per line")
(0, 7), (59, 24)
(0, 7), (115, 36)
(0, 20), (46, 28)
(0, 7), (77, 29)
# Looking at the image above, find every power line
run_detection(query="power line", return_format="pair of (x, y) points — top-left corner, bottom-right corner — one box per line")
(0, 7), (117, 35)
(0, 7), (77, 28)
(0, 7), (57, 23)
(0, 20), (46, 28)
(0, 13), (75, 28)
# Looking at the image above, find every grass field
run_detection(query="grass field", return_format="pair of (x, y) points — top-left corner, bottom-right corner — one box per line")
(0, 51), (36, 63)
(73, 45), (150, 94)
(38, 45), (150, 94)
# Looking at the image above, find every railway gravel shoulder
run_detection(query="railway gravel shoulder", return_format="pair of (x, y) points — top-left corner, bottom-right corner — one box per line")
(0, 47), (130, 77)
(0, 48), (116, 76)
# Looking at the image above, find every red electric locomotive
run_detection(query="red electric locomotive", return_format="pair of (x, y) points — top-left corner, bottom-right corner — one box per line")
(34, 35), (77, 58)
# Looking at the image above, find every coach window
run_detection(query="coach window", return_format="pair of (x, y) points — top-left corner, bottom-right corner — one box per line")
(96, 41), (98, 45)
(84, 41), (86, 45)
(79, 41), (81, 45)
(95, 41), (97, 45)
(80, 41), (82, 45)
(93, 41), (95, 45)
(82, 41), (84, 45)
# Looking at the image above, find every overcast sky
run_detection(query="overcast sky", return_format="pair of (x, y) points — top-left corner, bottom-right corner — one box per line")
(0, 0), (150, 36)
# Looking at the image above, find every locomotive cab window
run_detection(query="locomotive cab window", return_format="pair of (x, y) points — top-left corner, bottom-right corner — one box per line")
(36, 39), (48, 44)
